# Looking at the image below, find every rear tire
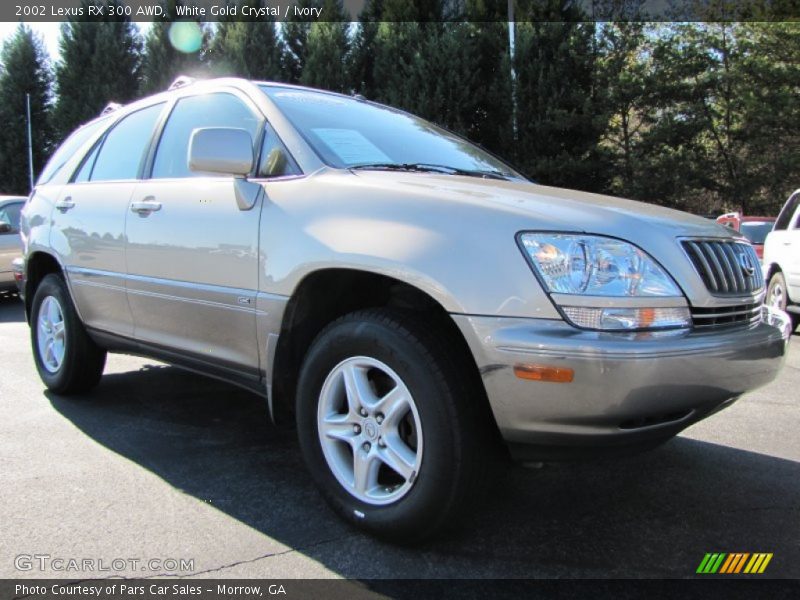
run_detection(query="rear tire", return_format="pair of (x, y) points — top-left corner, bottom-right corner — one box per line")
(30, 273), (106, 394)
(296, 308), (492, 543)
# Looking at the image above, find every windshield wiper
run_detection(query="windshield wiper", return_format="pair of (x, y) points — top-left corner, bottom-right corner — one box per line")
(350, 162), (511, 181)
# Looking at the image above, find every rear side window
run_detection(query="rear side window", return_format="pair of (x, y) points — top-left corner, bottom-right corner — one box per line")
(90, 103), (165, 182)
(152, 93), (261, 179)
(73, 144), (100, 183)
(774, 193), (799, 231)
(38, 119), (107, 185)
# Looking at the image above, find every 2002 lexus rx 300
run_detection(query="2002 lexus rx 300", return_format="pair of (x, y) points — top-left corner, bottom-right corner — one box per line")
(19, 78), (791, 542)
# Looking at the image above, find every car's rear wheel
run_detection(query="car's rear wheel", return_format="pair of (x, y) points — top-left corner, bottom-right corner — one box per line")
(31, 273), (106, 394)
(296, 308), (491, 542)
(767, 271), (799, 332)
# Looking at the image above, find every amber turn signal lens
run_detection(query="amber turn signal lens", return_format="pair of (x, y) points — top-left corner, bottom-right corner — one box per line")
(514, 364), (574, 383)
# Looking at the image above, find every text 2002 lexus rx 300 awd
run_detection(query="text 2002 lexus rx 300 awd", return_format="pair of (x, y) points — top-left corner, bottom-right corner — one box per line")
(19, 78), (791, 542)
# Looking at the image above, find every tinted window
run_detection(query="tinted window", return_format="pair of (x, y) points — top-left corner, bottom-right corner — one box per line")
(38, 118), (107, 185)
(152, 93), (261, 179)
(774, 193), (799, 231)
(262, 86), (522, 179)
(738, 221), (774, 244)
(91, 103), (164, 182)
(258, 123), (300, 178)
(73, 144), (100, 183)
(0, 202), (23, 233)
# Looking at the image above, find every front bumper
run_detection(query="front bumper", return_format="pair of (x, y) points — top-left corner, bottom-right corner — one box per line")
(453, 306), (791, 460)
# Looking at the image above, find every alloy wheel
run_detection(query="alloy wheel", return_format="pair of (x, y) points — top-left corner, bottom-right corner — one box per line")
(317, 356), (423, 505)
(37, 296), (66, 373)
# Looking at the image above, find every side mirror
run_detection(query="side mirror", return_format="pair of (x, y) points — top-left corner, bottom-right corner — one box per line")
(188, 127), (254, 177)
(0, 222), (12, 234)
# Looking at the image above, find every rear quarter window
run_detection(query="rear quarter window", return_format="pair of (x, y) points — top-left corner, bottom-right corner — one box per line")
(37, 119), (108, 185)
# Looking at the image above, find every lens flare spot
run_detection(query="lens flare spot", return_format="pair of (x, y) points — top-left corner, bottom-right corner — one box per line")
(169, 21), (203, 54)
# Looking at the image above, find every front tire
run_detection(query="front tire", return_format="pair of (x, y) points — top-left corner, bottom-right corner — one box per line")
(30, 273), (107, 394)
(767, 271), (799, 332)
(296, 309), (491, 543)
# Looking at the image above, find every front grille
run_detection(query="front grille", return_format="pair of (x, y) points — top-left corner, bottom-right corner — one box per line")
(682, 239), (763, 296)
(691, 302), (762, 330)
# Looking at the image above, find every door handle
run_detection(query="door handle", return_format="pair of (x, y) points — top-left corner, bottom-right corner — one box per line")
(55, 197), (75, 211)
(130, 198), (162, 214)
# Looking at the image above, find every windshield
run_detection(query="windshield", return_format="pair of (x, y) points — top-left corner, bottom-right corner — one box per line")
(262, 86), (522, 179)
(739, 221), (774, 244)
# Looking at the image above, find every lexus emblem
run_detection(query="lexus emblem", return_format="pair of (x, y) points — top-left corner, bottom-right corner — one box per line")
(738, 250), (755, 277)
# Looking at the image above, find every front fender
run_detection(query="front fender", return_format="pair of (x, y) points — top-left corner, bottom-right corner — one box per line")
(258, 172), (560, 319)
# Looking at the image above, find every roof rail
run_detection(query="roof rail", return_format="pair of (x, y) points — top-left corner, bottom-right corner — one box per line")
(168, 76), (196, 91)
(100, 102), (122, 116)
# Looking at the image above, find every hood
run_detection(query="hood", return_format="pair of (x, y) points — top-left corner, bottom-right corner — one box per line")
(348, 170), (739, 241)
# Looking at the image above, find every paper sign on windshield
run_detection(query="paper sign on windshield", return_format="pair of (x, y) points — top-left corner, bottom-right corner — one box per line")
(312, 128), (391, 165)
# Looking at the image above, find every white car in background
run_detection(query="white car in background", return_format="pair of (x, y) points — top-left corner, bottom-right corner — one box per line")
(764, 189), (800, 332)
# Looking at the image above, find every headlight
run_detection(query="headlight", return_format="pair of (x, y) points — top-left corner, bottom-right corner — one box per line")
(519, 233), (691, 331)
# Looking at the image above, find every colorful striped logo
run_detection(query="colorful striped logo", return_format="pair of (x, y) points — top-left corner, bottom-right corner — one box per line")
(696, 552), (773, 574)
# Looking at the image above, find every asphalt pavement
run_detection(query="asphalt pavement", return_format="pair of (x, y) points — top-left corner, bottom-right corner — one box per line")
(1, 290), (798, 579)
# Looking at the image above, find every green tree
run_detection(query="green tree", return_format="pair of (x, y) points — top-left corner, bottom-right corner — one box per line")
(281, 0), (318, 83)
(300, 0), (350, 92)
(53, 0), (142, 141)
(210, 3), (285, 80)
(642, 23), (750, 213)
(733, 22), (800, 214)
(347, 0), (383, 97)
(513, 6), (606, 189)
(450, 18), (514, 160)
(354, 0), (512, 161)
(597, 22), (649, 199)
(0, 25), (53, 194)
(141, 0), (209, 94)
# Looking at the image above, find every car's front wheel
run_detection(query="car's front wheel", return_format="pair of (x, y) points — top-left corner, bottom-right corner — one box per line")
(30, 273), (107, 394)
(296, 309), (491, 542)
(767, 271), (799, 332)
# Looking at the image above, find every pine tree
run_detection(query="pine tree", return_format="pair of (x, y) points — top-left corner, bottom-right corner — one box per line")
(141, 0), (209, 94)
(300, 0), (350, 92)
(0, 25), (53, 194)
(53, 0), (142, 141)
(357, 1), (513, 160)
(513, 2), (606, 190)
(210, 2), (285, 80)
(281, 0), (318, 83)
(449, 17), (514, 161)
(347, 0), (383, 97)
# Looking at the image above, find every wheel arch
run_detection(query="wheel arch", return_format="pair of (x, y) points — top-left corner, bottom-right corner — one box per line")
(269, 268), (497, 436)
(24, 251), (65, 323)
(765, 262), (782, 283)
